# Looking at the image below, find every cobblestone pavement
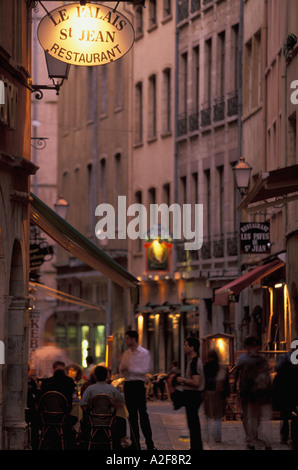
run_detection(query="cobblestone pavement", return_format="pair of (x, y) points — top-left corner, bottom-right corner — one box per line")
(139, 400), (291, 451)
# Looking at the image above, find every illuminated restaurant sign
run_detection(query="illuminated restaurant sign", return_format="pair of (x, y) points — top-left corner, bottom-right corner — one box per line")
(37, 3), (135, 66)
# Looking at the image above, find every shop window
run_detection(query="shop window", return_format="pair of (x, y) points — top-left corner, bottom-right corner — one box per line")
(94, 325), (106, 363)
(81, 325), (90, 368)
(56, 323), (67, 349)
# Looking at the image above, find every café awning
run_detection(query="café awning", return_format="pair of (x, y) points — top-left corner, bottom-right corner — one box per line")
(238, 164), (298, 213)
(30, 193), (139, 299)
(214, 259), (285, 306)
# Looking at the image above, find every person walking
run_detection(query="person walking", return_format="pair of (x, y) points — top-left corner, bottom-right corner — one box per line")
(203, 349), (229, 443)
(235, 336), (273, 450)
(175, 337), (205, 450)
(273, 343), (298, 449)
(119, 330), (156, 450)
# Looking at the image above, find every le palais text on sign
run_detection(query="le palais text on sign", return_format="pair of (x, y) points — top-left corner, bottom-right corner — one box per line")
(37, 3), (135, 66)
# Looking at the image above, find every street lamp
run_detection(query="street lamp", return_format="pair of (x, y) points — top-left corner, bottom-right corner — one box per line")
(54, 195), (69, 220)
(233, 157), (252, 196)
(31, 51), (70, 100)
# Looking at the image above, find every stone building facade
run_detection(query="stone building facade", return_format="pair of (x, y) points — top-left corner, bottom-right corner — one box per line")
(239, 0), (298, 351)
(56, 2), (134, 372)
(0, 0), (38, 449)
(174, 0), (241, 349)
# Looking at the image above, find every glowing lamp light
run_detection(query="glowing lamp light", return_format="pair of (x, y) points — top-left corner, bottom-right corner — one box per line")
(54, 195), (69, 219)
(233, 157), (252, 196)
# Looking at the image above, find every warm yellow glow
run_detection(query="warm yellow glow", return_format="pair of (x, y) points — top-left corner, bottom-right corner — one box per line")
(211, 337), (230, 364)
(154, 275), (160, 281)
(37, 3), (135, 66)
(105, 335), (113, 369)
(274, 283), (283, 289)
(138, 315), (144, 345)
(95, 344), (101, 358)
(151, 240), (167, 263)
(267, 287), (274, 345)
(284, 284), (292, 348)
(174, 272), (181, 280)
(81, 339), (89, 368)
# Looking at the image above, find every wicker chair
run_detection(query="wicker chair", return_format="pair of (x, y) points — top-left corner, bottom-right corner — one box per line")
(86, 394), (116, 450)
(38, 391), (68, 450)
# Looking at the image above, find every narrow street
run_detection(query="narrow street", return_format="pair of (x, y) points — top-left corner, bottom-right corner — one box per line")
(139, 401), (291, 451)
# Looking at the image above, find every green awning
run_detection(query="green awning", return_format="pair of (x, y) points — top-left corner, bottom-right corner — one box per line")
(30, 193), (139, 299)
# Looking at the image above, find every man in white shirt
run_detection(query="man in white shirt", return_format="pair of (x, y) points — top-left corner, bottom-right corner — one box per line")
(119, 330), (155, 450)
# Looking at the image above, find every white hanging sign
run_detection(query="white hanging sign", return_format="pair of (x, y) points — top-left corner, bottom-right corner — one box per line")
(37, 3), (135, 66)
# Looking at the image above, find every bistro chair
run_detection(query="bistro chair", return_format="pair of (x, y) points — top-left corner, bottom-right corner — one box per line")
(38, 391), (68, 450)
(86, 394), (116, 450)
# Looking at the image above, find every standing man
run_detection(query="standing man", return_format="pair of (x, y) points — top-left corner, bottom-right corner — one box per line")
(176, 337), (205, 450)
(235, 336), (272, 450)
(119, 330), (156, 450)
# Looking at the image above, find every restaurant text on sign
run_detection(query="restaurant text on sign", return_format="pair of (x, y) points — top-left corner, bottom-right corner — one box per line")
(37, 3), (135, 66)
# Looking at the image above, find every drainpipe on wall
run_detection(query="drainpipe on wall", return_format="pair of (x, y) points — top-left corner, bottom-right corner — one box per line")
(93, 66), (98, 244)
(174, 0), (184, 372)
(262, 0), (268, 172)
(32, 11), (38, 196)
(123, 3), (135, 331)
(236, 0), (244, 350)
(174, 0), (179, 274)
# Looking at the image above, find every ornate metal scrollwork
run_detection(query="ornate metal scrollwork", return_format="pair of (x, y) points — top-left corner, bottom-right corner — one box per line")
(31, 137), (49, 150)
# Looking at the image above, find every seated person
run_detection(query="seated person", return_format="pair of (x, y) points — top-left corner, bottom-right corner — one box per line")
(39, 361), (77, 448)
(80, 365), (124, 408)
(41, 361), (75, 411)
(80, 365), (124, 448)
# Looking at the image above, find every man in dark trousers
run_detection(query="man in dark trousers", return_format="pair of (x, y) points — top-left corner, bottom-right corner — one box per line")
(119, 330), (156, 450)
(176, 337), (205, 450)
(235, 336), (272, 450)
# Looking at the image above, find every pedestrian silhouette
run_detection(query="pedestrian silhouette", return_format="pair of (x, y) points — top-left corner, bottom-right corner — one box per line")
(203, 349), (229, 443)
(235, 336), (272, 450)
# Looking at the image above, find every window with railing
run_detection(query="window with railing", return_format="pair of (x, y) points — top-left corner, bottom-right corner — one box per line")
(190, 45), (200, 131)
(201, 105), (211, 126)
(201, 237), (211, 259)
(178, 113), (188, 136)
(227, 91), (238, 116)
(227, 233), (238, 256)
(190, 0), (201, 14)
(213, 236), (224, 258)
(213, 98), (225, 121)
(189, 111), (199, 131)
(178, 0), (189, 22)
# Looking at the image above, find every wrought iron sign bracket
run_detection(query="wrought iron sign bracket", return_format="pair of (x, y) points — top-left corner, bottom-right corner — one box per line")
(31, 82), (62, 100)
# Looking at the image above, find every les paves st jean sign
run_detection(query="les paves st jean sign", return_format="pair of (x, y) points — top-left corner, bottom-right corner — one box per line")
(37, 2), (135, 66)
